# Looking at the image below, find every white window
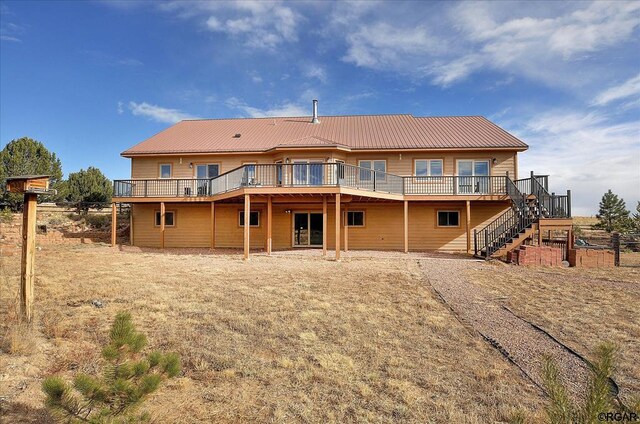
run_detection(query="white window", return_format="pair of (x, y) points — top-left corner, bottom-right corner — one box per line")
(155, 211), (175, 227)
(415, 159), (443, 177)
(359, 160), (386, 181)
(437, 211), (459, 227)
(346, 211), (365, 227)
(457, 160), (489, 176)
(159, 164), (172, 179)
(243, 162), (256, 180)
(239, 211), (260, 227)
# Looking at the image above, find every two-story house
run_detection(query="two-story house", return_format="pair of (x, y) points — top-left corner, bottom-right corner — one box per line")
(112, 100), (572, 259)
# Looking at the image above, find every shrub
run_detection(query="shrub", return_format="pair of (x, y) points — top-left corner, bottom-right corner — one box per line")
(85, 214), (111, 229)
(42, 311), (180, 422)
(542, 343), (639, 423)
(0, 208), (13, 224)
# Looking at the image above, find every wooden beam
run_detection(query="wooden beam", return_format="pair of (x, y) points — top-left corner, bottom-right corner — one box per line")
(344, 203), (348, 252)
(322, 195), (327, 256)
(244, 194), (250, 260)
(404, 200), (409, 253)
(111, 202), (117, 247)
(210, 201), (215, 249)
(466, 200), (471, 253)
(160, 202), (165, 249)
(267, 195), (273, 255)
(129, 204), (134, 246)
(335, 193), (341, 260)
(20, 193), (37, 323)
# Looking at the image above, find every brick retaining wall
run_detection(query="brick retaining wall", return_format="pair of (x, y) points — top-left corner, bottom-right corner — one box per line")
(568, 248), (615, 268)
(507, 245), (564, 266)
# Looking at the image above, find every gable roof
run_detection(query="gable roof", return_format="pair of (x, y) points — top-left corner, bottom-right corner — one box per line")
(121, 114), (528, 156)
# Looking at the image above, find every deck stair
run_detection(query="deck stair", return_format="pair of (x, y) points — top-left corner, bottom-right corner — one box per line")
(474, 174), (571, 259)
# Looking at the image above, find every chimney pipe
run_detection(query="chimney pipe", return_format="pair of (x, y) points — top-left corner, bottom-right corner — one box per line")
(311, 99), (320, 124)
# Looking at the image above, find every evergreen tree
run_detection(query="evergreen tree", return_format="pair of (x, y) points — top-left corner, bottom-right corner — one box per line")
(65, 167), (113, 212)
(633, 201), (640, 233)
(0, 137), (64, 209)
(595, 190), (630, 232)
(42, 312), (180, 423)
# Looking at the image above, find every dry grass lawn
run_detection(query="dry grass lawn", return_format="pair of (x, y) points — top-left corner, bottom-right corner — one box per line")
(466, 255), (640, 405)
(0, 245), (543, 423)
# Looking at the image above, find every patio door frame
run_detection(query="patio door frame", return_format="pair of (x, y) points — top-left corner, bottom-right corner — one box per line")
(292, 211), (324, 247)
(456, 159), (491, 194)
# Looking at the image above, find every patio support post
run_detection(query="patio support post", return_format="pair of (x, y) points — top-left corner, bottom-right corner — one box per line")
(160, 202), (165, 249)
(111, 202), (117, 247)
(466, 200), (471, 253)
(344, 203), (349, 252)
(210, 201), (215, 249)
(244, 194), (250, 260)
(404, 200), (409, 253)
(322, 195), (327, 256)
(20, 193), (37, 323)
(267, 195), (273, 255)
(335, 193), (341, 260)
(130, 205), (134, 245)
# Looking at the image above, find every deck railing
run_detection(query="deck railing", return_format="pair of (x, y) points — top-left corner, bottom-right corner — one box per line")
(114, 164), (519, 198)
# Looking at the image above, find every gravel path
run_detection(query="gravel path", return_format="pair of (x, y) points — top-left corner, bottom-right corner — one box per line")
(419, 258), (592, 401)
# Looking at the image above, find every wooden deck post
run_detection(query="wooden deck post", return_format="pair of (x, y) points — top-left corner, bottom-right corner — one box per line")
(344, 203), (349, 253)
(404, 200), (409, 253)
(267, 195), (273, 255)
(244, 194), (250, 260)
(130, 205), (134, 246)
(160, 202), (165, 249)
(111, 202), (117, 247)
(466, 200), (471, 253)
(322, 195), (327, 256)
(20, 193), (37, 323)
(210, 201), (216, 249)
(335, 193), (341, 260)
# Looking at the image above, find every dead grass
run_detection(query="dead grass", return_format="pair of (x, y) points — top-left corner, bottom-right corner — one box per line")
(0, 244), (545, 423)
(466, 256), (640, 405)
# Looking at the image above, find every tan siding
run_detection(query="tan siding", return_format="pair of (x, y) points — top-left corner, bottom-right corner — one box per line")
(129, 150), (519, 179)
(132, 199), (509, 251)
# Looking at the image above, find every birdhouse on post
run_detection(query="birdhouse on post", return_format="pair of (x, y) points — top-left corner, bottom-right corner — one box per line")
(6, 175), (56, 323)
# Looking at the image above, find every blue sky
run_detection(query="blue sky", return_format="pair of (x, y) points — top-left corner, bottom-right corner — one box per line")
(1, 0), (639, 215)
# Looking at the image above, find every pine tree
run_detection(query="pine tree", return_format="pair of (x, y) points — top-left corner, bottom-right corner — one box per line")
(633, 201), (640, 233)
(0, 137), (64, 209)
(595, 190), (630, 232)
(65, 167), (113, 213)
(42, 312), (180, 423)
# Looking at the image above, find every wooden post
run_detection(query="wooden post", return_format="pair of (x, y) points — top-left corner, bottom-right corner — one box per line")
(538, 225), (543, 246)
(566, 226), (572, 260)
(210, 201), (216, 249)
(612, 232), (620, 267)
(111, 202), (117, 247)
(267, 195), (273, 255)
(322, 195), (327, 256)
(244, 194), (250, 260)
(129, 205), (134, 246)
(466, 200), (471, 253)
(160, 202), (165, 249)
(404, 200), (409, 253)
(335, 193), (341, 260)
(20, 194), (37, 322)
(344, 203), (349, 253)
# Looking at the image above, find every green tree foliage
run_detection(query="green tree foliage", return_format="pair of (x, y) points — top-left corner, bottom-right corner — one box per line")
(633, 202), (640, 233)
(65, 167), (113, 212)
(0, 137), (64, 209)
(42, 312), (180, 423)
(595, 190), (630, 232)
(542, 343), (639, 423)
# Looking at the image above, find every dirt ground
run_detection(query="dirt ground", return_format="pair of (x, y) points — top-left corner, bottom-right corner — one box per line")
(1, 245), (638, 423)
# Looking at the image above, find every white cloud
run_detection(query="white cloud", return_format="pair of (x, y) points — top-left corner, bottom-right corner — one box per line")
(128, 101), (197, 123)
(332, 1), (640, 89)
(117, 101), (124, 114)
(508, 111), (640, 215)
(225, 97), (307, 118)
(1, 20), (24, 43)
(592, 73), (640, 106)
(302, 64), (328, 84)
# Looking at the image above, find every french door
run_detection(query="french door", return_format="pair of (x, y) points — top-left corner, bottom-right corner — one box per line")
(457, 160), (490, 194)
(293, 160), (324, 186)
(293, 212), (323, 247)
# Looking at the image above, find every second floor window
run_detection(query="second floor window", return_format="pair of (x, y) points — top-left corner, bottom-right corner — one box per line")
(159, 164), (172, 179)
(359, 160), (386, 181)
(196, 164), (219, 179)
(415, 159), (443, 177)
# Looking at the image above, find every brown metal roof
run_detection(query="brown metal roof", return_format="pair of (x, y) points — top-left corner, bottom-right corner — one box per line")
(122, 115), (528, 156)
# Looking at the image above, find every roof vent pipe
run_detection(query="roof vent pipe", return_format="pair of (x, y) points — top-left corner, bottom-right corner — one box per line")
(311, 99), (320, 124)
